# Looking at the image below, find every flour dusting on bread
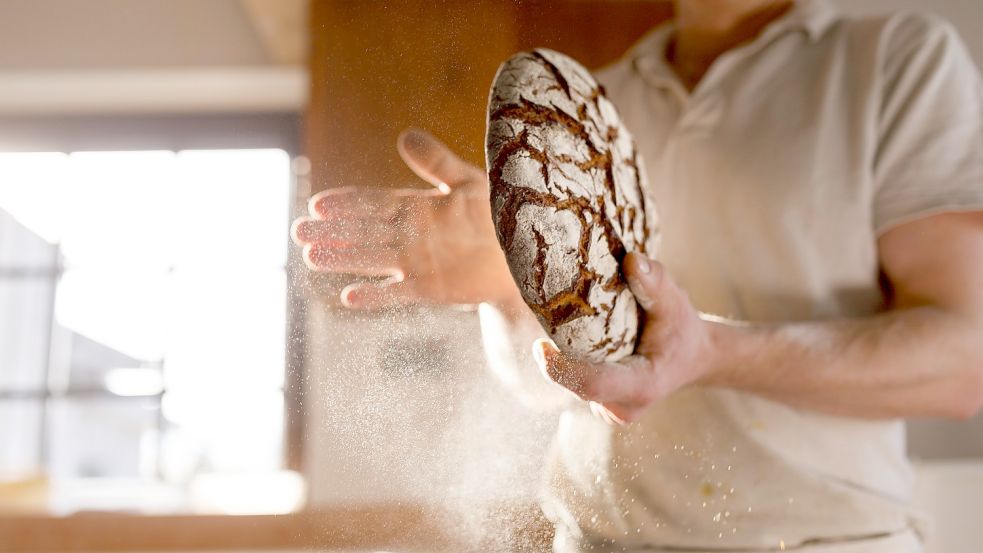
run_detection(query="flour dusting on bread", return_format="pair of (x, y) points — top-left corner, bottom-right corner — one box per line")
(486, 48), (658, 362)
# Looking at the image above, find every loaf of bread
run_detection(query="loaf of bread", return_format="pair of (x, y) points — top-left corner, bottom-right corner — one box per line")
(485, 48), (658, 362)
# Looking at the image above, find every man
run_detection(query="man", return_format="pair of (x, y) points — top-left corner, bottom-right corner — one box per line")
(292, 1), (983, 551)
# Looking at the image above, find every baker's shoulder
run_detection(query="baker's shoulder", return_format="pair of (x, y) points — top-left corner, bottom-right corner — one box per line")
(879, 10), (959, 43)
(833, 10), (963, 58)
(820, 9), (971, 85)
(831, 8), (953, 35)
(883, 11), (969, 75)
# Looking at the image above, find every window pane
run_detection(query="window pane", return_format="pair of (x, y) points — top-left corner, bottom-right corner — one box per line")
(0, 399), (42, 479)
(0, 147), (292, 511)
(54, 270), (170, 375)
(160, 389), (283, 478)
(45, 397), (160, 480)
(164, 269), (286, 390)
(60, 151), (177, 270)
(0, 278), (55, 391)
(172, 149), (290, 268)
(0, 209), (60, 270)
(0, 152), (70, 245)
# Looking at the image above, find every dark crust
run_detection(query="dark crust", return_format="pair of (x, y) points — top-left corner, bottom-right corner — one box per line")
(487, 50), (650, 359)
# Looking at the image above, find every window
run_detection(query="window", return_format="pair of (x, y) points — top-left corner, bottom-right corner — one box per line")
(0, 148), (302, 514)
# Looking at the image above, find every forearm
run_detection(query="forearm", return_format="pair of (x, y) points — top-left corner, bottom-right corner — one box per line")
(705, 306), (983, 419)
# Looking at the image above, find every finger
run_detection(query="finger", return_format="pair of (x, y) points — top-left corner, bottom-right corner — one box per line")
(303, 244), (402, 276)
(291, 217), (393, 247)
(307, 186), (358, 218)
(598, 402), (645, 425)
(310, 188), (400, 221)
(589, 401), (617, 425)
(397, 128), (485, 191)
(308, 187), (401, 219)
(309, 187), (440, 224)
(585, 354), (656, 405)
(623, 253), (665, 312)
(589, 399), (645, 426)
(533, 339), (586, 397)
(537, 340), (653, 405)
(624, 253), (686, 330)
(290, 217), (310, 245)
(341, 279), (419, 310)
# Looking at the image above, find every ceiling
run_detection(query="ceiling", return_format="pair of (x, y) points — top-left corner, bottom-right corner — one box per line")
(0, 0), (978, 115)
(0, 0), (308, 114)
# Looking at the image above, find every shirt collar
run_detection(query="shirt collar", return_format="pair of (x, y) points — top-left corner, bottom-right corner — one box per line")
(628, 0), (838, 83)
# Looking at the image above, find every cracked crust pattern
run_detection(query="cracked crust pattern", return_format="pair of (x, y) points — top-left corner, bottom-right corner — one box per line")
(485, 48), (658, 362)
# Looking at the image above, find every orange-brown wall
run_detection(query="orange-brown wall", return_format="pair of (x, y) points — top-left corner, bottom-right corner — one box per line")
(305, 0), (672, 193)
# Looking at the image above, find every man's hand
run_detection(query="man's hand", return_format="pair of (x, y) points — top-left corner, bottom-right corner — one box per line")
(537, 212), (983, 424)
(291, 128), (520, 309)
(534, 252), (717, 424)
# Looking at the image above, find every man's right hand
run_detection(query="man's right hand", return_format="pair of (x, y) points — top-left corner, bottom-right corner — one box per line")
(291, 128), (522, 310)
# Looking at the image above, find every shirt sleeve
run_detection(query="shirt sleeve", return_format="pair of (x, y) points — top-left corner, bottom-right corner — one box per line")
(873, 13), (983, 234)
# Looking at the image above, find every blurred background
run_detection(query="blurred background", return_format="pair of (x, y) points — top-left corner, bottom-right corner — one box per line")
(0, 1), (980, 553)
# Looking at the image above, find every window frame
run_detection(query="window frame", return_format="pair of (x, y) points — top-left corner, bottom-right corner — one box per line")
(0, 111), (309, 488)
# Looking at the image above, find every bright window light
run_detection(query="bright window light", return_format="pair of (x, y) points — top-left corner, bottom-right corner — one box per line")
(0, 148), (293, 512)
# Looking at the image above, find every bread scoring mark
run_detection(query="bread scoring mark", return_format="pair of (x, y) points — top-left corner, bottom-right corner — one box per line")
(489, 175), (604, 331)
(490, 118), (631, 338)
(530, 226), (549, 300)
(490, 99), (601, 160)
(595, 292), (638, 357)
(530, 50), (572, 100)
(489, 100), (628, 256)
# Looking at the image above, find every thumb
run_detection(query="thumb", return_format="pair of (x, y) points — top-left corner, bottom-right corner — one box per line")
(397, 127), (485, 192)
(623, 253), (672, 320)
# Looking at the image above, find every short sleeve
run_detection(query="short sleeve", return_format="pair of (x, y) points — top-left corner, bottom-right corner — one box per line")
(873, 13), (983, 234)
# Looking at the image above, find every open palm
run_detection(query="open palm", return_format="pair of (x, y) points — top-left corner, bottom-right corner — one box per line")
(291, 128), (520, 309)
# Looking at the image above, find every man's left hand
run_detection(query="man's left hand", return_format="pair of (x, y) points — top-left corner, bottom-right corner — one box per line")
(534, 253), (719, 424)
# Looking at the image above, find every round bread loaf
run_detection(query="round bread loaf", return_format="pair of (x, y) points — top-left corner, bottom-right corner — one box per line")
(485, 48), (658, 362)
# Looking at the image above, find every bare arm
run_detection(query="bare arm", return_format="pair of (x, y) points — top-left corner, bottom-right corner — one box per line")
(537, 211), (983, 423)
(711, 211), (983, 419)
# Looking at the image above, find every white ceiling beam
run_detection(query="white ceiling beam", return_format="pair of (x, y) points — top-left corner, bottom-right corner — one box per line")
(0, 68), (307, 115)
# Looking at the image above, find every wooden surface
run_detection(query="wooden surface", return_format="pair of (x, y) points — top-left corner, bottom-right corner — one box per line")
(304, 0), (672, 193)
(0, 503), (552, 552)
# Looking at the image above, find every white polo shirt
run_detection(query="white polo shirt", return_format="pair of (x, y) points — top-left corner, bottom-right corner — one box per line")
(539, 1), (983, 552)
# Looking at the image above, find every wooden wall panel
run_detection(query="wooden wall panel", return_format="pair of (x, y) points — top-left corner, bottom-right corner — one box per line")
(305, 0), (672, 193)
(306, 0), (516, 191)
(514, 1), (673, 69)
